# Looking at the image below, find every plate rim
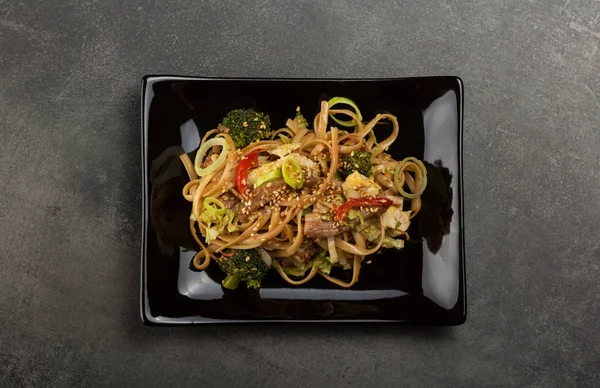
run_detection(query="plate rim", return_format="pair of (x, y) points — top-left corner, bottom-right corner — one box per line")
(140, 75), (466, 325)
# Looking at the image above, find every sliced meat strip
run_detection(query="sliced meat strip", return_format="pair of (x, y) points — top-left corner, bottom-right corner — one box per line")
(218, 193), (239, 210)
(290, 239), (316, 264)
(247, 179), (288, 212)
(304, 213), (349, 238)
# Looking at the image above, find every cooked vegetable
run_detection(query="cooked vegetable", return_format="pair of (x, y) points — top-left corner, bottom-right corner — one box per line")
(295, 108), (309, 128)
(382, 236), (404, 250)
(221, 109), (271, 148)
(394, 157), (428, 199)
(327, 237), (338, 263)
(199, 197), (237, 242)
(269, 143), (302, 158)
(256, 248), (273, 267)
(381, 206), (411, 232)
(236, 149), (261, 196)
(314, 251), (333, 274)
(328, 97), (363, 127)
(247, 154), (315, 189)
(204, 197), (227, 216)
(282, 260), (313, 277)
(342, 171), (381, 199)
(338, 150), (373, 177)
(216, 248), (270, 290)
(335, 197), (393, 221)
(361, 222), (381, 242)
(346, 209), (365, 226)
(194, 137), (228, 177)
(254, 168), (283, 188)
(282, 158), (304, 189)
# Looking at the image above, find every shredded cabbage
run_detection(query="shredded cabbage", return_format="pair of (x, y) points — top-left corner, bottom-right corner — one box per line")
(282, 262), (312, 277)
(361, 223), (381, 242)
(268, 143), (301, 158)
(347, 209), (365, 227)
(199, 197), (237, 243)
(381, 206), (410, 232)
(382, 236), (404, 250)
(327, 237), (338, 264)
(315, 252), (333, 274)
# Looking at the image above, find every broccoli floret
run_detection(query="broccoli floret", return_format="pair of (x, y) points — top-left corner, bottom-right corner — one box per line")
(221, 109), (272, 148)
(216, 249), (270, 289)
(338, 150), (373, 177)
(295, 110), (308, 129)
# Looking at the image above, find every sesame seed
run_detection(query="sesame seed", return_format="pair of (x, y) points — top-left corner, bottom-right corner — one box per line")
(366, 260), (372, 264)
(246, 257), (250, 262)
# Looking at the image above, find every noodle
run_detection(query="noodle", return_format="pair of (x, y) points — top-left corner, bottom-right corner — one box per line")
(179, 97), (427, 288)
(270, 212), (304, 258)
(273, 261), (319, 285)
(179, 154), (198, 180)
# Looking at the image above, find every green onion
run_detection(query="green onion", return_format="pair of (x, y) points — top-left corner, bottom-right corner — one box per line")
(347, 209), (365, 226)
(281, 158), (304, 189)
(203, 197), (227, 216)
(254, 168), (283, 188)
(394, 157), (428, 199)
(194, 137), (228, 177)
(327, 97), (363, 127)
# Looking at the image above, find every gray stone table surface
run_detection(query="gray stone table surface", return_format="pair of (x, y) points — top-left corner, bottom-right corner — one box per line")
(1, 0), (599, 387)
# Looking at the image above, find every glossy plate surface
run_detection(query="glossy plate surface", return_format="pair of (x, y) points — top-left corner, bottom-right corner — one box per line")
(141, 76), (465, 325)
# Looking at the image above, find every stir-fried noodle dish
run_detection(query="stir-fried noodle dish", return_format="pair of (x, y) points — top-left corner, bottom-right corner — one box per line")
(179, 97), (428, 290)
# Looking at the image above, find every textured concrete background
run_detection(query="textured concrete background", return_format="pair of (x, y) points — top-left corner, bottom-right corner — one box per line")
(1, 0), (599, 387)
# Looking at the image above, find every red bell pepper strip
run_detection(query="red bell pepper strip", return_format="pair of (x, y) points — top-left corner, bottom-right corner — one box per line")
(334, 197), (393, 221)
(236, 149), (261, 196)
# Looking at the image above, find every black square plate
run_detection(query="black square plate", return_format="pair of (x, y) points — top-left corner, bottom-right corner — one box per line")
(141, 76), (465, 325)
